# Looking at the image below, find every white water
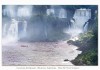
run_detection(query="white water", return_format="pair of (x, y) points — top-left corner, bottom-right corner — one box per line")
(8, 19), (18, 40)
(2, 19), (18, 45)
(46, 8), (90, 38)
(59, 8), (67, 18)
(2, 6), (31, 44)
(84, 22), (89, 32)
(3, 23), (7, 37)
(3, 6), (17, 18)
(47, 9), (55, 16)
(2, 19), (27, 44)
(22, 20), (27, 37)
(17, 6), (32, 18)
(46, 7), (67, 18)
(65, 9), (91, 37)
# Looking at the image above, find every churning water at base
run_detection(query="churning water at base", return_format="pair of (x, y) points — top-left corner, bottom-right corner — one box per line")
(7, 19), (18, 40)
(65, 9), (91, 37)
(2, 19), (18, 44)
(2, 19), (27, 44)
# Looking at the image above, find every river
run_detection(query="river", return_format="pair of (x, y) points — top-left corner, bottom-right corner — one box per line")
(2, 41), (82, 66)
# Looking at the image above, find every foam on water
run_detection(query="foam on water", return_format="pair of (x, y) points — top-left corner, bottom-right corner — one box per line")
(66, 9), (91, 37)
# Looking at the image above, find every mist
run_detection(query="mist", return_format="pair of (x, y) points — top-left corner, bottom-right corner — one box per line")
(2, 5), (98, 66)
(2, 5), (94, 42)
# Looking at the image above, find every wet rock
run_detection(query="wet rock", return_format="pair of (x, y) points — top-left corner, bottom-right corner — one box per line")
(64, 59), (69, 61)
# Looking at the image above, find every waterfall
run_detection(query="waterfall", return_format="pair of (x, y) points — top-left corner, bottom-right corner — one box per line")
(22, 20), (27, 37)
(66, 9), (91, 37)
(2, 19), (28, 43)
(59, 8), (67, 18)
(84, 22), (89, 32)
(46, 6), (67, 18)
(17, 6), (32, 18)
(47, 9), (55, 16)
(2, 19), (18, 44)
(2, 6), (32, 44)
(7, 19), (18, 41)
(3, 24), (7, 37)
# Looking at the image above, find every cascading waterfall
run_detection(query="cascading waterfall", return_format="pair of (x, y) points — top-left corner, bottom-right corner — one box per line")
(46, 6), (67, 18)
(2, 6), (31, 44)
(84, 22), (89, 32)
(3, 23), (7, 37)
(2, 19), (18, 44)
(47, 9), (55, 16)
(23, 20), (27, 35)
(66, 9), (91, 38)
(7, 19), (18, 40)
(2, 6), (92, 42)
(20, 20), (27, 38)
(59, 8), (67, 18)
(2, 19), (27, 44)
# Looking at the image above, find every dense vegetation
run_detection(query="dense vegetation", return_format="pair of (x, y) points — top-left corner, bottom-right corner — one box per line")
(68, 12), (98, 65)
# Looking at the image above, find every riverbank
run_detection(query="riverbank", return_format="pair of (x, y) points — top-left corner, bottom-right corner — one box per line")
(67, 32), (98, 65)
